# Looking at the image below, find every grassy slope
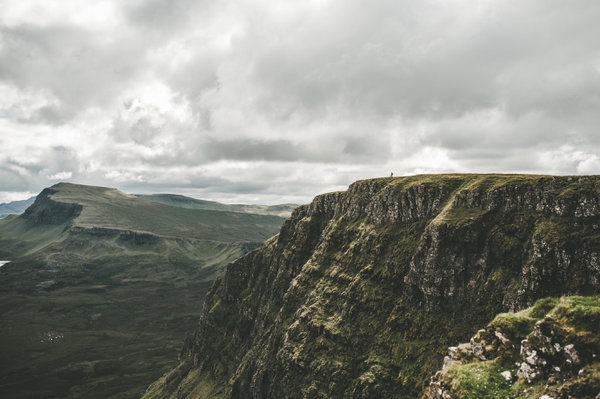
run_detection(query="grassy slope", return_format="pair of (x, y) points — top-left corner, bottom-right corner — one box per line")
(50, 183), (285, 242)
(136, 194), (297, 218)
(0, 183), (286, 398)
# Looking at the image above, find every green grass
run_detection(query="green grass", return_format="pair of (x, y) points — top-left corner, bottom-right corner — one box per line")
(443, 361), (513, 399)
(42, 183), (285, 242)
(21, 175), (598, 399)
(435, 295), (600, 398)
(552, 296), (600, 334)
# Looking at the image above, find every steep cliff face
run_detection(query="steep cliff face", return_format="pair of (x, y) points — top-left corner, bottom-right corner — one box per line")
(22, 187), (82, 225)
(144, 175), (600, 398)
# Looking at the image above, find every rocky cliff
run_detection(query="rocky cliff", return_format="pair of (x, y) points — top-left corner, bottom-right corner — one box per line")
(144, 174), (600, 398)
(23, 187), (82, 225)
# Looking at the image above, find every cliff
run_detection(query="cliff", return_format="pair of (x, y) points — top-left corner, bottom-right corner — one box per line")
(144, 174), (600, 398)
(23, 187), (82, 225)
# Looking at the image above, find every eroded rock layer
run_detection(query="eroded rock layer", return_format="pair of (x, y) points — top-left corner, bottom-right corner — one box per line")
(144, 174), (600, 399)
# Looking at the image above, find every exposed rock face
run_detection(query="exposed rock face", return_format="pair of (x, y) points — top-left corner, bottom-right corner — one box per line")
(70, 226), (161, 245)
(23, 188), (82, 225)
(144, 175), (600, 399)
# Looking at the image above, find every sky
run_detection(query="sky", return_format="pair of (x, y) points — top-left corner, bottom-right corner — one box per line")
(1, 0), (600, 205)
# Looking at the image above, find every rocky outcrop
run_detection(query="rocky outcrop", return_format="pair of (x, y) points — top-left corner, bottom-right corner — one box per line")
(429, 296), (600, 398)
(143, 174), (600, 399)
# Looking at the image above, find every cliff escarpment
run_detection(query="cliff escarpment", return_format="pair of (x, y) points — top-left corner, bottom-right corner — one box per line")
(23, 187), (82, 226)
(144, 174), (600, 398)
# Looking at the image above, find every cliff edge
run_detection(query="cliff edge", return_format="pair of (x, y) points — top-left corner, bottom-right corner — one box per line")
(144, 174), (600, 398)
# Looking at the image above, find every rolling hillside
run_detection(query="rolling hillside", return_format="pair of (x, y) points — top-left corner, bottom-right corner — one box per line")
(0, 183), (287, 398)
(136, 194), (296, 218)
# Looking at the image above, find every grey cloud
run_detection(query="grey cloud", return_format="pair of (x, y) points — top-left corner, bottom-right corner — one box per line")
(199, 138), (387, 164)
(149, 133), (392, 166)
(0, 165), (31, 191)
(342, 136), (391, 162)
(2, 0), (600, 204)
(109, 107), (166, 145)
(0, 146), (81, 191)
(0, 23), (147, 123)
(203, 139), (310, 162)
(238, 0), (600, 129)
(125, 0), (211, 33)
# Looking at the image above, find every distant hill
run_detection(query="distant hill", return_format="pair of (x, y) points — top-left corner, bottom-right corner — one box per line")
(0, 182), (286, 398)
(0, 196), (35, 218)
(136, 193), (297, 217)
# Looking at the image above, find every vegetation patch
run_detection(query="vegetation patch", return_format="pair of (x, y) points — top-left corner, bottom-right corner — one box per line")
(442, 361), (512, 399)
(431, 295), (600, 398)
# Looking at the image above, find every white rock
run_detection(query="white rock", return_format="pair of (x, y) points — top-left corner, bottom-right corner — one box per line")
(495, 330), (510, 345)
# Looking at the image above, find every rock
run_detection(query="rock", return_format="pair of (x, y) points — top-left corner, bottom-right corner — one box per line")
(429, 295), (600, 398)
(23, 187), (82, 225)
(500, 370), (512, 381)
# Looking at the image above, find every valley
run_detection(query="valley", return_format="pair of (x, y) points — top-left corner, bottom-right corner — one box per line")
(0, 183), (290, 398)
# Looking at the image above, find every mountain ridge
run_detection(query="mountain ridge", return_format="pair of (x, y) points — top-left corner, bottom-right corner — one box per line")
(17, 182), (286, 242)
(143, 174), (600, 398)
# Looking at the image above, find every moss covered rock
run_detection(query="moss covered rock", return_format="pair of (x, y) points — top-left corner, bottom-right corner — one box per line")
(429, 295), (600, 398)
(144, 175), (600, 399)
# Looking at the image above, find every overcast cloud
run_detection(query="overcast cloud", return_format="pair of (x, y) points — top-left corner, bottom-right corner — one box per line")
(1, 0), (600, 204)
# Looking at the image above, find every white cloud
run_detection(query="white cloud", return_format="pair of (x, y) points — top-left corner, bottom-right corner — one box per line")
(0, 0), (121, 30)
(0, 191), (35, 203)
(47, 171), (73, 180)
(1, 0), (600, 203)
